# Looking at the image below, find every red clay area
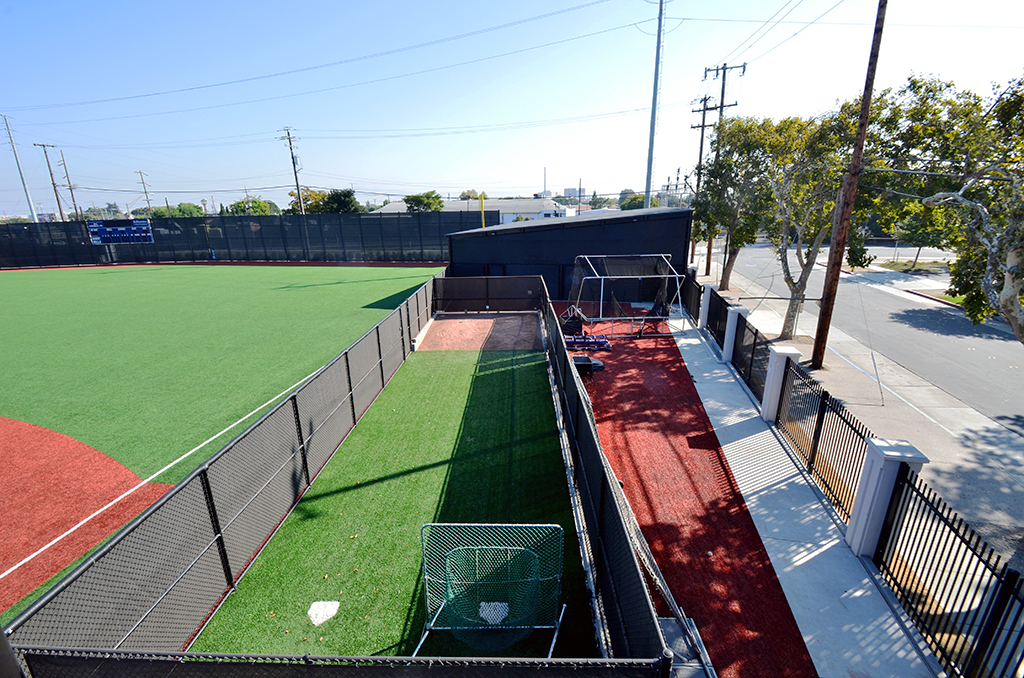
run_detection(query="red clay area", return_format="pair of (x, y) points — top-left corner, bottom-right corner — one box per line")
(0, 416), (173, 613)
(583, 337), (818, 678)
(416, 312), (543, 351)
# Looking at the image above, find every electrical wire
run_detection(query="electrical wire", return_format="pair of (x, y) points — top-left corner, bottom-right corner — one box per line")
(22, 23), (638, 126)
(715, 0), (803, 65)
(6, 0), (613, 113)
(748, 0), (847, 63)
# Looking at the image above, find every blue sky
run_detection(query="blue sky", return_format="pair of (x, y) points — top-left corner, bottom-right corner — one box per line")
(2, 0), (1022, 216)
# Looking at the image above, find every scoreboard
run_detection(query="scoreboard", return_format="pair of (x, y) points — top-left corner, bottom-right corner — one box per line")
(88, 219), (154, 244)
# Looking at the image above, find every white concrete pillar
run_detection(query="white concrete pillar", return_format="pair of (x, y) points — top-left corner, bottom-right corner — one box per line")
(846, 439), (929, 558)
(761, 345), (802, 423)
(698, 283), (717, 329)
(721, 306), (750, 363)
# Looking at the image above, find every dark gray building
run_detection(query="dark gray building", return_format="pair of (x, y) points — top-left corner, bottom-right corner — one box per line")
(446, 207), (692, 299)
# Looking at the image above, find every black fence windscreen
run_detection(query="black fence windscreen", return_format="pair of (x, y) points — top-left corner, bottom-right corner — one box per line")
(1, 212), (498, 269)
(7, 274), (675, 678)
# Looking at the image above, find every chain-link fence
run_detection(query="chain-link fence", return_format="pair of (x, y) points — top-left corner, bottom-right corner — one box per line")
(0, 211), (498, 269)
(6, 274), (436, 653)
(7, 273), (677, 678)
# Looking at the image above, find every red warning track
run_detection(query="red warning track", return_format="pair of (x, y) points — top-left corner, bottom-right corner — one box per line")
(0, 417), (173, 614)
(583, 337), (818, 678)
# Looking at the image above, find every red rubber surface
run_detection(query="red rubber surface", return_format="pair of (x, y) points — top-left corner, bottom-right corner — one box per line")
(0, 416), (173, 614)
(584, 337), (818, 678)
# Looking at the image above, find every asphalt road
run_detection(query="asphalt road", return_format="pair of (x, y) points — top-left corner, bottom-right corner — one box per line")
(728, 244), (1024, 438)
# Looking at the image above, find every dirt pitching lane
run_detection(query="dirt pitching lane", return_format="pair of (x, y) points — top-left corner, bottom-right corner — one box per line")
(0, 416), (173, 614)
(416, 312), (543, 351)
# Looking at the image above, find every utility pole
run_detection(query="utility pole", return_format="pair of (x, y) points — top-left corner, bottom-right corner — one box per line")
(59, 150), (81, 220)
(137, 170), (153, 215)
(279, 127), (305, 215)
(3, 115), (38, 223)
(643, 0), (666, 208)
(811, 0), (887, 369)
(34, 143), (66, 221)
(701, 62), (745, 275)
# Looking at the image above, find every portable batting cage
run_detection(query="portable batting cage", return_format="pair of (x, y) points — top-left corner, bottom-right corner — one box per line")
(565, 255), (683, 337)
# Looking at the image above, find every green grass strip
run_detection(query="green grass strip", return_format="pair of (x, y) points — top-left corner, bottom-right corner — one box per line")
(191, 349), (595, 659)
(0, 265), (440, 484)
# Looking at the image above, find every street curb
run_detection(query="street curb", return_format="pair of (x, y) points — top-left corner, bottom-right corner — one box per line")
(905, 288), (963, 309)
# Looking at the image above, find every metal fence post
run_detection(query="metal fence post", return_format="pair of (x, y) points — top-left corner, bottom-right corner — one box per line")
(965, 568), (1021, 678)
(199, 469), (234, 589)
(290, 396), (311, 488)
(0, 630), (24, 678)
(344, 352), (357, 424)
(807, 390), (831, 475)
(376, 326), (386, 387)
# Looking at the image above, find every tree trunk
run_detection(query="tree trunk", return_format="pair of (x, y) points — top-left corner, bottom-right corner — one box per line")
(704, 236), (714, 275)
(780, 297), (804, 340)
(719, 246), (740, 291)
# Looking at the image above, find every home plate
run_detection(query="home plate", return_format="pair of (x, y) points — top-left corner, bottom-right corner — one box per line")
(308, 601), (340, 626)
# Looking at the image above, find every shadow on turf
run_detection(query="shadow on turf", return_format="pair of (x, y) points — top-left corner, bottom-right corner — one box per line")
(392, 350), (595, 659)
(272, 276), (431, 292)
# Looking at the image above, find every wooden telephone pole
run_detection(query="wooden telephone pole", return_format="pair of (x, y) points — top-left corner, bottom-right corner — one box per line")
(811, 0), (887, 369)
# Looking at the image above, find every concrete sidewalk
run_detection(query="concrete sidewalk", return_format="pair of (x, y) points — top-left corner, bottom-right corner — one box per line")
(667, 315), (938, 678)
(707, 264), (1024, 572)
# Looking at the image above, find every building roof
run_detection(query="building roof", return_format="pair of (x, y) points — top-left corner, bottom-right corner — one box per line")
(446, 206), (691, 239)
(374, 198), (567, 214)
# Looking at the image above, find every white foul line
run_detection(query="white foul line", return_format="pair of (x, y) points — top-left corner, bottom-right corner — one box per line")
(0, 369), (320, 582)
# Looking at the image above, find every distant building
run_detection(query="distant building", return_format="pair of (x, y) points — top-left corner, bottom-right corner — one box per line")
(375, 198), (574, 224)
(563, 188), (586, 199)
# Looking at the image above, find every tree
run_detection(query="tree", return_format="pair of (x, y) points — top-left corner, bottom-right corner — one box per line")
(692, 117), (774, 291)
(764, 113), (867, 339)
(459, 189), (488, 200)
(865, 75), (1024, 344)
(319, 188), (366, 214)
(589, 195), (614, 209)
(150, 202), (204, 219)
(404, 190), (444, 213)
(512, 214), (531, 222)
(227, 196), (280, 215)
(284, 187), (328, 214)
(621, 194), (658, 210)
(618, 189), (636, 205)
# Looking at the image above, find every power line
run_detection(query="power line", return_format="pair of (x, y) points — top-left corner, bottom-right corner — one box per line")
(715, 0), (804, 64)
(22, 23), (638, 126)
(748, 0), (848, 63)
(6, 1), (613, 113)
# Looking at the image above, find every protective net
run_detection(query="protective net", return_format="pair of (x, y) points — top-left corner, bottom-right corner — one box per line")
(565, 255), (682, 337)
(418, 524), (563, 654)
(445, 546), (540, 650)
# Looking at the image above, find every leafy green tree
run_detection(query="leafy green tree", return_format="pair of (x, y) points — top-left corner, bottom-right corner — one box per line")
(692, 117), (774, 290)
(177, 202), (204, 217)
(512, 214), (531, 222)
(319, 188), (366, 214)
(284, 188), (329, 214)
(620, 194), (658, 210)
(404, 190), (444, 213)
(865, 75), (1024, 343)
(459, 189), (488, 200)
(552, 195), (573, 206)
(589, 195), (614, 209)
(227, 196), (279, 215)
(618, 189), (636, 205)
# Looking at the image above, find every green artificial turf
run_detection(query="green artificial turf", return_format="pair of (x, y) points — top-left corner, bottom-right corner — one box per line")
(190, 349), (596, 659)
(0, 265), (441, 484)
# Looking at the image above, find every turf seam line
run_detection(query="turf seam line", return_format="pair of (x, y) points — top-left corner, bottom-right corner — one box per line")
(0, 369), (321, 583)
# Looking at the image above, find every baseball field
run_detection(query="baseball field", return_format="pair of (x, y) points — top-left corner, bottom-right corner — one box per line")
(0, 263), (442, 624)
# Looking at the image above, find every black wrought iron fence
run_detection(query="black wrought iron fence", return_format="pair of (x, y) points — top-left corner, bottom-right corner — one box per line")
(705, 288), (729, 348)
(875, 463), (1024, 678)
(729, 314), (771, 402)
(681, 272), (702, 321)
(5, 276), (437, 653)
(774, 359), (870, 524)
(0, 212), (497, 269)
